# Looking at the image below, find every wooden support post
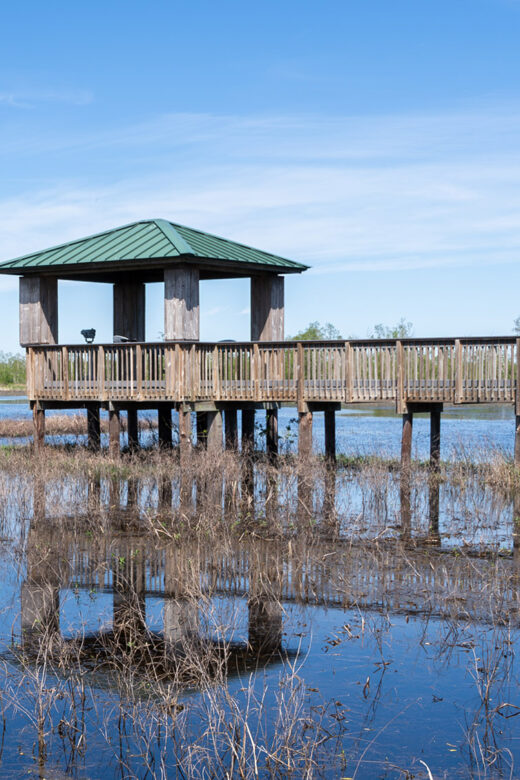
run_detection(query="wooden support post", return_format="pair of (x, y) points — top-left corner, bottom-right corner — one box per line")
(430, 405), (441, 472)
(109, 409), (121, 457)
(113, 281), (145, 341)
(196, 412), (208, 448)
(164, 266), (200, 340)
(324, 408), (336, 463)
(298, 411), (313, 459)
(251, 276), (284, 341)
(127, 408), (139, 450)
(266, 409), (278, 460)
(87, 406), (101, 451)
(158, 407), (172, 449)
(178, 409), (192, 463)
(225, 409), (238, 450)
(207, 410), (223, 453)
(427, 475), (441, 545)
(401, 411), (413, 473)
(33, 407), (45, 451)
(20, 276), (58, 346)
(242, 409), (255, 453)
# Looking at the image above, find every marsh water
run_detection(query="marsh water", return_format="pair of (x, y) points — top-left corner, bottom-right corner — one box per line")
(0, 396), (519, 778)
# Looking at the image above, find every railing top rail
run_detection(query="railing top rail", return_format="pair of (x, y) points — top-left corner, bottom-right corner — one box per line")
(25, 335), (519, 351)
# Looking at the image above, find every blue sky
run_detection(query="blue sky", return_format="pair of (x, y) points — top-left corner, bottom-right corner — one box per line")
(1, 0), (520, 350)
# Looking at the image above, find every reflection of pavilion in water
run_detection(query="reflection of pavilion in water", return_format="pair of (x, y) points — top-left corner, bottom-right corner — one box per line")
(21, 482), (520, 654)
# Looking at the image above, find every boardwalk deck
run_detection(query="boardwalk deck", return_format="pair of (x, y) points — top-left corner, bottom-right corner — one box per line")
(26, 336), (520, 410)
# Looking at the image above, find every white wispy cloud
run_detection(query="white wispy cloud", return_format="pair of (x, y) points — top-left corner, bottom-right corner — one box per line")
(0, 104), (519, 293)
(0, 88), (93, 109)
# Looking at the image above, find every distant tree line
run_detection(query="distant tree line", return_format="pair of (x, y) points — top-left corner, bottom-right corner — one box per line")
(288, 318), (414, 341)
(0, 352), (26, 386)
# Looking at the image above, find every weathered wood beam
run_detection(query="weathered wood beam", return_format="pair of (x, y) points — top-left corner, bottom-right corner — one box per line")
(298, 411), (313, 459)
(430, 405), (441, 472)
(225, 409), (238, 450)
(401, 411), (413, 473)
(241, 410), (255, 452)
(324, 409), (336, 463)
(251, 276), (284, 341)
(196, 412), (208, 448)
(33, 407), (45, 451)
(113, 281), (145, 341)
(178, 409), (192, 463)
(164, 266), (200, 340)
(207, 410), (223, 453)
(87, 406), (101, 451)
(266, 409), (278, 461)
(20, 276), (58, 346)
(158, 408), (172, 449)
(127, 409), (139, 450)
(109, 409), (121, 457)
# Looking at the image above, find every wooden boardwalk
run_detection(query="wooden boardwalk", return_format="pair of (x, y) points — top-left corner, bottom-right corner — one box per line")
(27, 336), (520, 410)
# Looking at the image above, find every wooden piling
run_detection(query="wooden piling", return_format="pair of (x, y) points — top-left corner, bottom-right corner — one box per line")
(207, 410), (223, 453)
(515, 416), (520, 466)
(225, 409), (238, 450)
(266, 409), (278, 460)
(109, 409), (121, 457)
(401, 411), (413, 473)
(178, 409), (192, 462)
(33, 407), (45, 451)
(242, 409), (255, 453)
(158, 407), (172, 449)
(196, 412), (208, 448)
(87, 405), (101, 451)
(324, 408), (336, 463)
(430, 405), (441, 472)
(298, 411), (313, 459)
(127, 409), (139, 450)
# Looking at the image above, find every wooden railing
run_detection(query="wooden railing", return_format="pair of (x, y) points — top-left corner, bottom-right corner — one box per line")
(26, 337), (520, 408)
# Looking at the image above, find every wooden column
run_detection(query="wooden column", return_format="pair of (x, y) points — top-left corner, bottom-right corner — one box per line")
(20, 276), (58, 346)
(298, 411), (313, 459)
(109, 409), (121, 457)
(158, 407), (172, 449)
(113, 280), (145, 341)
(127, 409), (139, 450)
(164, 267), (200, 340)
(207, 410), (223, 453)
(33, 407), (45, 451)
(178, 409), (192, 462)
(324, 408), (336, 463)
(242, 409), (255, 452)
(225, 409), (238, 450)
(196, 412), (208, 448)
(251, 276), (284, 341)
(87, 406), (101, 451)
(266, 409), (278, 460)
(401, 411), (413, 473)
(430, 405), (441, 472)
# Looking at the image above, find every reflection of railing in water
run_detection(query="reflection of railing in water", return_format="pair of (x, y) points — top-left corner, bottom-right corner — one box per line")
(26, 337), (520, 406)
(38, 531), (520, 623)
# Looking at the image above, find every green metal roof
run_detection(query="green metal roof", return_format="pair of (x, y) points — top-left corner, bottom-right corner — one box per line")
(0, 219), (308, 275)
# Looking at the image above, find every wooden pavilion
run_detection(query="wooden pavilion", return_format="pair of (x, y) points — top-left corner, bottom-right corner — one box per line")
(2, 217), (520, 470)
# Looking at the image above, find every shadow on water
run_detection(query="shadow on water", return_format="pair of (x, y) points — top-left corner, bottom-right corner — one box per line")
(0, 458), (518, 777)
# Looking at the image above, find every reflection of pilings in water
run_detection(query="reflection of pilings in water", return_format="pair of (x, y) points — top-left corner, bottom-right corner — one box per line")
(427, 475), (441, 545)
(164, 543), (199, 647)
(158, 475), (173, 511)
(322, 467), (338, 533)
(21, 522), (60, 643)
(248, 544), (283, 654)
(112, 543), (146, 648)
(400, 473), (412, 541)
